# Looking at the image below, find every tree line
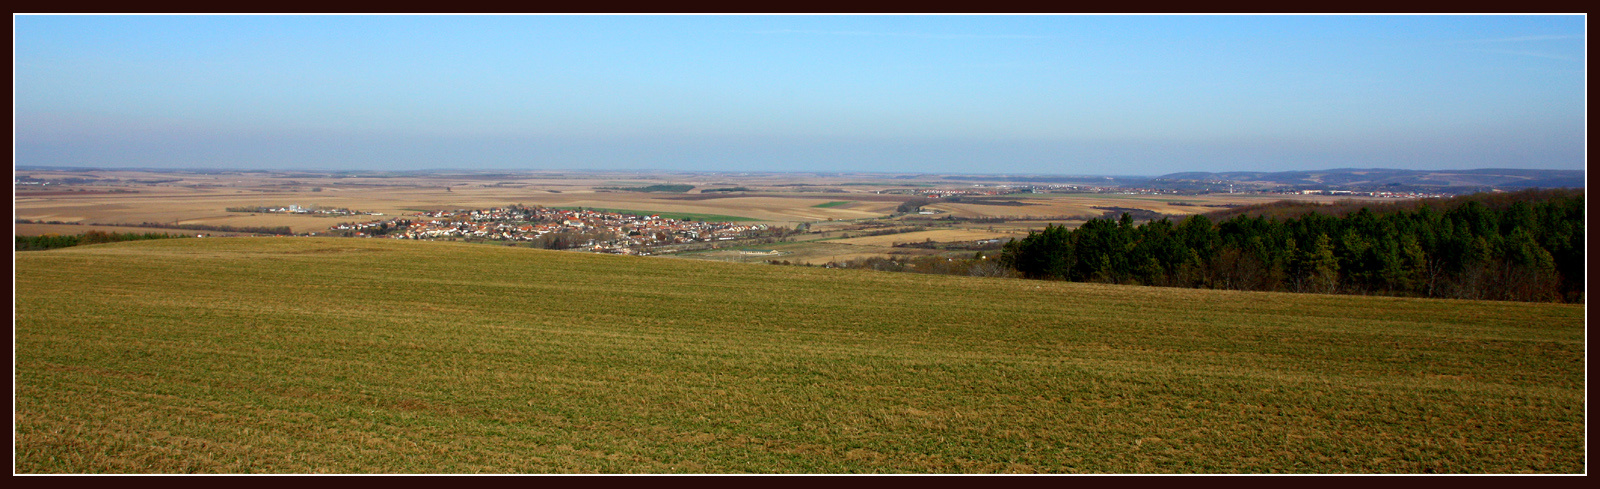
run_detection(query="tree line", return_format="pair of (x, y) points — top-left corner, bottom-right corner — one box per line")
(779, 253), (1016, 278)
(998, 189), (1584, 303)
(16, 231), (191, 251)
(130, 222), (293, 235)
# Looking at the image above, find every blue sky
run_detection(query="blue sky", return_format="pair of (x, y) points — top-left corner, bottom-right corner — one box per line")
(13, 15), (1586, 175)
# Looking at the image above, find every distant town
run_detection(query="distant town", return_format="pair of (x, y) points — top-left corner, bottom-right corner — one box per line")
(893, 185), (1450, 199)
(326, 205), (774, 255)
(227, 204), (382, 217)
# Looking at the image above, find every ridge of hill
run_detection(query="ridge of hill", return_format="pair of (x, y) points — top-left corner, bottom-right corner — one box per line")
(14, 238), (1585, 473)
(1154, 168), (1583, 192)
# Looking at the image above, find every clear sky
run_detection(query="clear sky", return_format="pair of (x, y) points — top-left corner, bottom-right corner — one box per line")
(13, 14), (1587, 175)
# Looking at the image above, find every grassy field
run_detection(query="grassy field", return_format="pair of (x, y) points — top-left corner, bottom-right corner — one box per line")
(14, 238), (1585, 473)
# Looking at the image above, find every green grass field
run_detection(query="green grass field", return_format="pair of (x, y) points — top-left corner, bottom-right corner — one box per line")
(812, 201), (854, 208)
(14, 238), (1585, 473)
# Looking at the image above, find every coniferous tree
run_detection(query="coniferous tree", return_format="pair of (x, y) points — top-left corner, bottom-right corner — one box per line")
(1306, 233), (1339, 294)
(998, 189), (1581, 303)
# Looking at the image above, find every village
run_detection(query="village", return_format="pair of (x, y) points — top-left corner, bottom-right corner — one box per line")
(227, 204), (383, 217)
(326, 205), (772, 255)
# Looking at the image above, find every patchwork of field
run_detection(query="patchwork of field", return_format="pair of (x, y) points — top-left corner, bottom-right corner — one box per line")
(672, 240), (946, 266)
(13, 188), (896, 233)
(14, 170), (1358, 236)
(554, 196), (889, 222)
(15, 238), (1585, 473)
(830, 229), (1028, 247)
(922, 193), (1329, 220)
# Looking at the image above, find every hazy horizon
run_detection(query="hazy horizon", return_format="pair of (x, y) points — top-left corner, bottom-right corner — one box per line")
(12, 163), (1585, 180)
(15, 15), (1586, 174)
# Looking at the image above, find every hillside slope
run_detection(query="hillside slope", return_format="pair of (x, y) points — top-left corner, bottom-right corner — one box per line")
(14, 238), (1585, 473)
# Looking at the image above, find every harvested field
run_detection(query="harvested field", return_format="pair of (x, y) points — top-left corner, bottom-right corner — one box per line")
(665, 193), (914, 203)
(13, 170), (1411, 235)
(548, 197), (885, 223)
(831, 229), (1028, 247)
(15, 180), (897, 231)
(670, 240), (932, 266)
(923, 194), (1357, 220)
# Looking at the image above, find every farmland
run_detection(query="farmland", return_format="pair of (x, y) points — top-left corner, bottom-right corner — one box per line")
(14, 168), (1364, 265)
(14, 237), (1585, 473)
(12, 169), (1354, 233)
(830, 229), (1027, 247)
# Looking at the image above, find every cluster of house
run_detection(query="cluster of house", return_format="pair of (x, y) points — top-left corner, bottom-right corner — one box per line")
(876, 187), (1039, 198)
(909, 188), (1030, 198)
(1034, 185), (1194, 195)
(233, 204), (381, 216)
(328, 205), (768, 254)
(1283, 189), (1450, 198)
(885, 185), (1183, 197)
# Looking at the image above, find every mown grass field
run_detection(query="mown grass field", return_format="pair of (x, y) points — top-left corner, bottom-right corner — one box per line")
(13, 238), (1585, 473)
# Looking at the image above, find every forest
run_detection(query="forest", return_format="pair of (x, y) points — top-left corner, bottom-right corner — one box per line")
(998, 189), (1584, 303)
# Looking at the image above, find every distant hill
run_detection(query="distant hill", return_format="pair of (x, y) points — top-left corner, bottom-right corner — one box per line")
(1201, 187), (1585, 222)
(1153, 168), (1583, 192)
